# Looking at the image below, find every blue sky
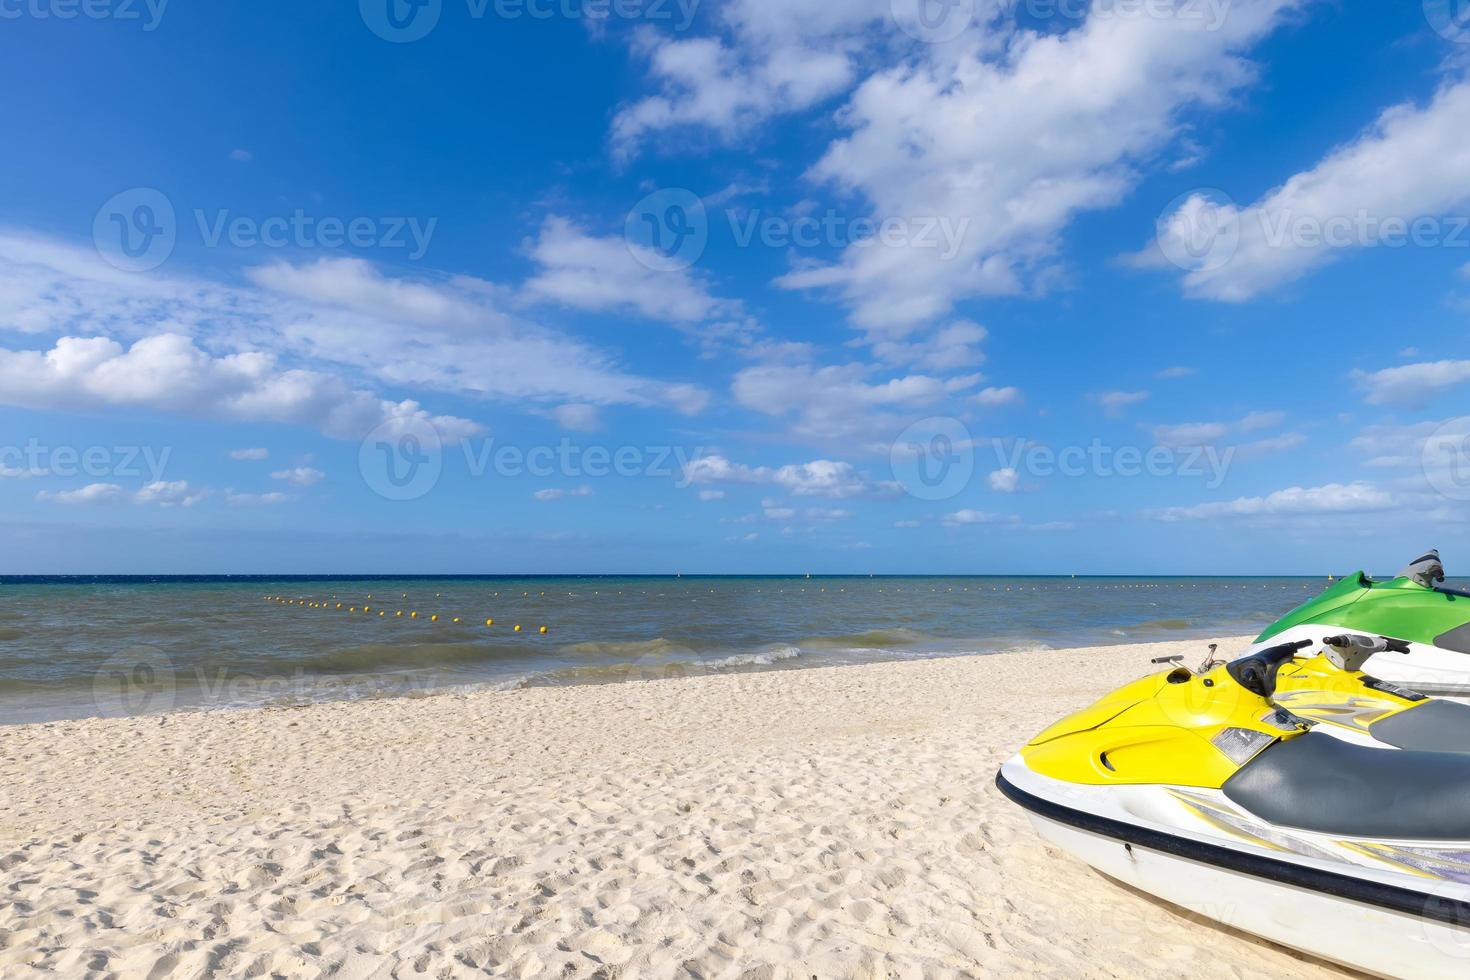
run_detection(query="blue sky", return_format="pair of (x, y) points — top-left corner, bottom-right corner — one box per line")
(2, 0), (1469, 574)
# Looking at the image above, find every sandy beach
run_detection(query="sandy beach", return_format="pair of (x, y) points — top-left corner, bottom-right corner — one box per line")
(0, 636), (1349, 979)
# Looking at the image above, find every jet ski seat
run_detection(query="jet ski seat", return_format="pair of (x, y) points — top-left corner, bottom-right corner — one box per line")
(1223, 733), (1470, 840)
(1372, 698), (1470, 750)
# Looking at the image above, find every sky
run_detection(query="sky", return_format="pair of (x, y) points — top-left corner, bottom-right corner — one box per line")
(1, 0), (1469, 575)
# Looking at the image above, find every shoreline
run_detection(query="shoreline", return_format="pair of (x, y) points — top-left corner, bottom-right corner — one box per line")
(1, 635), (1347, 977)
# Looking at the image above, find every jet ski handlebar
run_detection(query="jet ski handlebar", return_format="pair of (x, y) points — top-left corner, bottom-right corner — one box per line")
(1226, 639), (1314, 699)
(1322, 634), (1411, 654)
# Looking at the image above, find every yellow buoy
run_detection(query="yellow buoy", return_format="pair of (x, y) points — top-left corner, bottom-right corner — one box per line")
(539, 626), (548, 634)
(452, 617), (461, 624)
(364, 606), (371, 613)
(336, 603), (343, 609)
(379, 611), (385, 616)
(430, 614), (438, 623)
(514, 624), (522, 632)
(485, 618), (494, 626)
(396, 611), (403, 617)
(410, 611), (418, 619)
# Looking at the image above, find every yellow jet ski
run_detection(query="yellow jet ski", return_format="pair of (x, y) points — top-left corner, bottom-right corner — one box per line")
(998, 638), (1470, 977)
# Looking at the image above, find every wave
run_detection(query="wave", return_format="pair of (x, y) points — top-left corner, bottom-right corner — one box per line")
(798, 628), (931, 650)
(295, 641), (534, 674)
(560, 637), (695, 658)
(529, 644), (803, 687)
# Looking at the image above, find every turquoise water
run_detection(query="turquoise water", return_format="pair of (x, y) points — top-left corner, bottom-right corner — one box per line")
(0, 575), (1363, 724)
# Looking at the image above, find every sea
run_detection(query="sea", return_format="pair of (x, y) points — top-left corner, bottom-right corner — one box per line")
(0, 574), (1429, 725)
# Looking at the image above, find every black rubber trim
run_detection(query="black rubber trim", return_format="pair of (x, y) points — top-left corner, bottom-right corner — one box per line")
(995, 769), (1470, 928)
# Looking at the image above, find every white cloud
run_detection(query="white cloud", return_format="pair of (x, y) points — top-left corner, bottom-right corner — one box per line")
(0, 234), (709, 436)
(1151, 421), (1229, 446)
(0, 333), (482, 443)
(1152, 78), (1470, 300)
(1155, 366), (1197, 379)
(224, 490), (291, 506)
(869, 320), (987, 371)
(681, 453), (894, 498)
(1352, 415), (1470, 472)
(134, 480), (209, 507)
(776, 1), (1303, 330)
(732, 361), (951, 443)
(988, 467), (1019, 493)
(1151, 411), (1290, 448)
(549, 403), (603, 433)
(894, 519), (921, 528)
(520, 216), (733, 324)
(698, 489), (726, 501)
(942, 509), (1014, 527)
(1351, 360), (1470, 408)
(610, 1), (902, 162)
(974, 385), (1023, 408)
(230, 149), (253, 162)
(1155, 482), (1396, 521)
(271, 466), (325, 487)
(532, 485), (594, 501)
(229, 448), (269, 461)
(36, 483), (123, 505)
(1097, 390), (1149, 417)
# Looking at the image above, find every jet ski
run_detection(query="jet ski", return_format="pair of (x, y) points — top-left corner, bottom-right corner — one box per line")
(997, 637), (1470, 977)
(1251, 550), (1470, 696)
(1272, 634), (1470, 750)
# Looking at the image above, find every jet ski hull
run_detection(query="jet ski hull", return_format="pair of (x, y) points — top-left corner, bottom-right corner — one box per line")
(999, 756), (1470, 978)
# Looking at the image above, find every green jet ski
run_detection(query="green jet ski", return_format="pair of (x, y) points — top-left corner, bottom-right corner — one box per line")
(1251, 550), (1470, 696)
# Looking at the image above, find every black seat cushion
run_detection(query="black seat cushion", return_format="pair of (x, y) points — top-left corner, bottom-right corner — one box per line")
(1371, 699), (1470, 752)
(1223, 733), (1470, 840)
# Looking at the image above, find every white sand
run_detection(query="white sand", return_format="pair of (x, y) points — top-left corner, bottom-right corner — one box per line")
(0, 636), (1350, 979)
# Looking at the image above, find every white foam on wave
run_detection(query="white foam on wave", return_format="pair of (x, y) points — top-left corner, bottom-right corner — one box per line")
(708, 645), (802, 669)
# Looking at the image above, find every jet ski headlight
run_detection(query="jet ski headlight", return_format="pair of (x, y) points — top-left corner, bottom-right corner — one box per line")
(1211, 727), (1277, 766)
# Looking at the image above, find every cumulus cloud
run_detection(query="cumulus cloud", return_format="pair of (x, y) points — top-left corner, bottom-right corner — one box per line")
(520, 216), (734, 324)
(869, 321), (988, 372)
(732, 361), (955, 443)
(36, 483), (123, 505)
(1097, 390), (1149, 417)
(271, 466), (325, 487)
(0, 334), (482, 443)
(942, 509), (1015, 527)
(988, 467), (1019, 493)
(0, 235), (709, 438)
(134, 480), (209, 507)
(1150, 411), (1298, 457)
(39, 480), (209, 507)
(224, 490), (291, 506)
(773, 0), (1303, 331)
(609, 0), (904, 162)
(974, 385), (1023, 408)
(229, 448), (269, 461)
(548, 403), (603, 433)
(1154, 482), (1396, 521)
(532, 485), (594, 501)
(681, 453), (895, 498)
(1149, 78), (1470, 300)
(1351, 360), (1470, 408)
